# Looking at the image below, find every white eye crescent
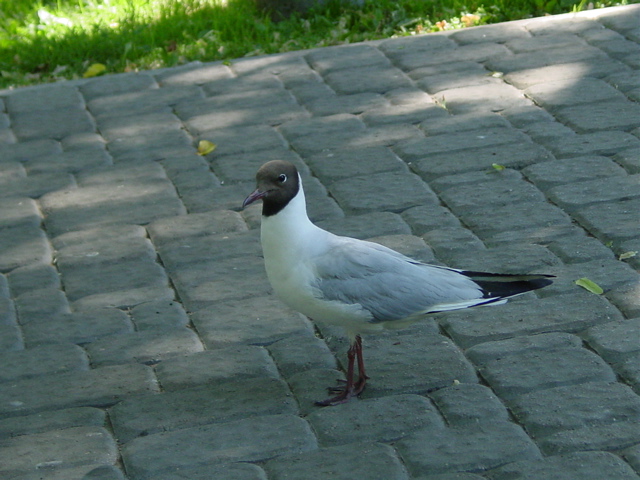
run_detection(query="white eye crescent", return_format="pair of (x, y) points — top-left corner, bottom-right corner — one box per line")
(278, 174), (287, 183)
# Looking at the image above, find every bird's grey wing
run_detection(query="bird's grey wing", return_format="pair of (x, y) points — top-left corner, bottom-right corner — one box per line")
(313, 237), (485, 323)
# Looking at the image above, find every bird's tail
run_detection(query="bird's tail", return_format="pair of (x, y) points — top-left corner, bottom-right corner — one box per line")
(462, 271), (554, 299)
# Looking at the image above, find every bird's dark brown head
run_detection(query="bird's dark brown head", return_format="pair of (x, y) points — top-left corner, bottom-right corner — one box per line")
(242, 160), (300, 216)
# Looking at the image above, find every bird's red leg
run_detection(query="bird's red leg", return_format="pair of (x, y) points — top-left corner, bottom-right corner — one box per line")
(316, 335), (367, 406)
(353, 335), (368, 395)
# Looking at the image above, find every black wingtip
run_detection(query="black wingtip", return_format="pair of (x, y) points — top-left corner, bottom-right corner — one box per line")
(461, 271), (554, 299)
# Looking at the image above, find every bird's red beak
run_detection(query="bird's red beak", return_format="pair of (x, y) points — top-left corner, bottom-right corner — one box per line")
(242, 189), (267, 209)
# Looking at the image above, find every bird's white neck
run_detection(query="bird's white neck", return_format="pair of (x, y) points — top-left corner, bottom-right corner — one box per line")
(260, 180), (324, 259)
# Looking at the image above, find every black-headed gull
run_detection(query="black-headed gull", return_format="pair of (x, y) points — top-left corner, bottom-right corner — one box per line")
(243, 160), (553, 406)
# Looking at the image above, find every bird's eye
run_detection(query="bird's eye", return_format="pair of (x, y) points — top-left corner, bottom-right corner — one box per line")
(278, 174), (287, 183)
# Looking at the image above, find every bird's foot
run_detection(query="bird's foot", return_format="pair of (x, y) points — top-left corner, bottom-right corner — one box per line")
(315, 377), (367, 407)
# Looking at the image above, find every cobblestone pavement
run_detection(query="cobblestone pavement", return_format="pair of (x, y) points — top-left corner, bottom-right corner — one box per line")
(1, 5), (640, 479)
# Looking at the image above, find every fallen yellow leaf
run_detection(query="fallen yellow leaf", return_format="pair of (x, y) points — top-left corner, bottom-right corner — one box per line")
(575, 277), (603, 295)
(197, 140), (216, 156)
(83, 63), (106, 78)
(619, 251), (637, 261)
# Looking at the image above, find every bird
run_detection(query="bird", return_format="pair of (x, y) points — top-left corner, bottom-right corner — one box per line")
(243, 160), (553, 406)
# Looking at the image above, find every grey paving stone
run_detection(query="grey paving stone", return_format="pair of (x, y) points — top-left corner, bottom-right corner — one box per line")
(41, 178), (186, 236)
(130, 300), (189, 331)
(85, 328), (203, 367)
(168, 255), (268, 310)
(199, 124), (287, 157)
(156, 63), (233, 86)
(505, 32), (587, 53)
(539, 422), (640, 455)
(324, 65), (412, 95)
(429, 383), (510, 426)
(317, 212), (411, 239)
(395, 128), (540, 161)
(401, 205), (461, 236)
(408, 59), (487, 80)
(147, 463), (267, 480)
(0, 407), (105, 439)
(435, 82), (531, 114)
(510, 382), (640, 439)
(121, 414), (317, 479)
(288, 81), (336, 102)
(12, 108), (96, 141)
(0, 295), (17, 327)
(441, 290), (622, 349)
(489, 451), (640, 480)
(87, 85), (204, 118)
(265, 442), (408, 480)
(305, 146), (406, 183)
(0, 197), (41, 229)
(58, 258), (169, 303)
(267, 335), (337, 378)
(110, 378), (296, 444)
(555, 100), (640, 133)
(97, 111), (184, 144)
(191, 295), (314, 347)
(414, 474), (486, 480)
(396, 420), (540, 476)
(0, 324), (23, 351)
(620, 353), (640, 395)
(546, 131), (640, 158)
(347, 325), (478, 398)
(0, 363), (156, 414)
(154, 346), (280, 390)
(575, 197), (640, 244)
(454, 199), (573, 241)
(306, 44), (391, 75)
(287, 123), (420, 156)
(420, 111), (512, 136)
(0, 171), (76, 199)
(584, 318), (640, 364)
(179, 93), (308, 132)
(0, 426), (117, 474)
(378, 32), (455, 55)
(307, 394), (444, 446)
(466, 333), (617, 400)
(14, 287), (70, 325)
(451, 22), (530, 44)
(24, 148), (113, 175)
(328, 170), (438, 214)
(79, 72), (158, 99)
(0, 225), (52, 273)
(362, 102), (449, 126)
(160, 229), (258, 274)
(385, 86), (434, 105)
(615, 147), (640, 174)
(0, 138), (61, 162)
(623, 443), (640, 476)
(4, 85), (85, 113)
(523, 155), (627, 190)
(546, 234), (616, 264)
(547, 175), (640, 211)
(439, 177), (547, 213)
(486, 44), (609, 74)
(421, 227), (486, 264)
(21, 308), (133, 347)
(416, 70), (500, 94)
(391, 43), (511, 71)
(60, 131), (107, 150)
(524, 77), (626, 110)
(211, 149), (306, 184)
(0, 344), (88, 382)
(279, 113), (364, 139)
(305, 92), (388, 116)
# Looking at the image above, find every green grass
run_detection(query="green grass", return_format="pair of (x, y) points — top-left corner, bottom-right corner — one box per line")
(0, 0), (634, 88)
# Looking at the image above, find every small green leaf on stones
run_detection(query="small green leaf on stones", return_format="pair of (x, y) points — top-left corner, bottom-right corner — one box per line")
(619, 251), (637, 261)
(575, 277), (603, 295)
(492, 163), (506, 171)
